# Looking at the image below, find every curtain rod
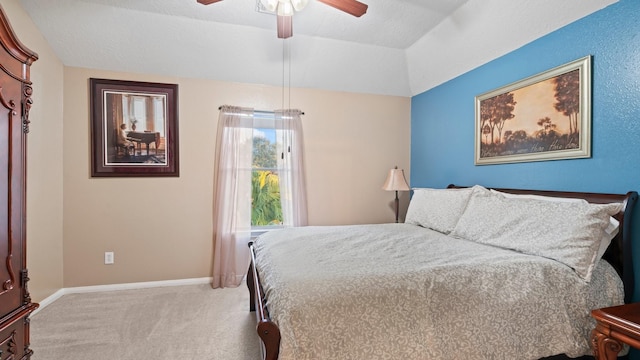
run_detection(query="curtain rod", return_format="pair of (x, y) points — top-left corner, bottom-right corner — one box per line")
(218, 106), (304, 115)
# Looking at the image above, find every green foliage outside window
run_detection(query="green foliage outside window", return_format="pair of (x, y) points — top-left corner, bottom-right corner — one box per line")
(252, 133), (283, 226)
(253, 136), (276, 168)
(251, 170), (282, 226)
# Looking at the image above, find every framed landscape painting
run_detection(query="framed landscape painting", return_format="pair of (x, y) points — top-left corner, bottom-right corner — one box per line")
(90, 78), (179, 177)
(474, 56), (591, 165)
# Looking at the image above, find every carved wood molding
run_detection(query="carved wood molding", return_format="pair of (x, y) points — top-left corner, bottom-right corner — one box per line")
(22, 84), (32, 133)
(591, 329), (624, 360)
(0, 7), (38, 69)
(21, 270), (31, 305)
(0, 330), (17, 358)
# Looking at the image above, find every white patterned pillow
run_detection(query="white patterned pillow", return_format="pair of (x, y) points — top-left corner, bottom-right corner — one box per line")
(405, 186), (481, 234)
(489, 189), (589, 204)
(450, 190), (623, 281)
(490, 189), (620, 266)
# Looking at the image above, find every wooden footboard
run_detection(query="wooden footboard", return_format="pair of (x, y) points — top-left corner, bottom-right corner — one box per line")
(247, 241), (281, 360)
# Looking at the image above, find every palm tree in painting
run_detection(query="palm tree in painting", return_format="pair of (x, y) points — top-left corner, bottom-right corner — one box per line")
(553, 69), (580, 136)
(491, 92), (517, 144)
(480, 92), (517, 145)
(536, 116), (558, 137)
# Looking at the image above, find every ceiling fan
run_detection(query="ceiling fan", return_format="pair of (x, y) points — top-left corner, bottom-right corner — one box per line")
(196, 0), (368, 39)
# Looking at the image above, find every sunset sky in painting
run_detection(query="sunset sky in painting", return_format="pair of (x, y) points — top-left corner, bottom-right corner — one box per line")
(505, 77), (572, 135)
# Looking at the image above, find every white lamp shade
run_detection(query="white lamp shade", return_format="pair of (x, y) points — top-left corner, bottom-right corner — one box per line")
(382, 168), (410, 191)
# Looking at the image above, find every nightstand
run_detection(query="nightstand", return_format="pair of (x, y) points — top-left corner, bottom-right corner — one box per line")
(591, 302), (640, 359)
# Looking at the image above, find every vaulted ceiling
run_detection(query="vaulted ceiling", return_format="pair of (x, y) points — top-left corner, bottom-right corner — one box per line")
(19, 0), (616, 96)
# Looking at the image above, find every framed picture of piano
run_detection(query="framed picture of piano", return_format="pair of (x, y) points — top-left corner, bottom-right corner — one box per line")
(90, 78), (179, 177)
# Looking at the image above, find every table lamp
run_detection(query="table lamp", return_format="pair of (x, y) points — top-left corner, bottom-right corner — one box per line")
(382, 166), (410, 222)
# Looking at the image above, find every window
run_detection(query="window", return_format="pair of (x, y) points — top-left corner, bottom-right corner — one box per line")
(120, 94), (167, 135)
(212, 106), (307, 287)
(252, 112), (283, 231)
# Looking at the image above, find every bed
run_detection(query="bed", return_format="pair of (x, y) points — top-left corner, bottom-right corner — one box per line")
(246, 185), (638, 360)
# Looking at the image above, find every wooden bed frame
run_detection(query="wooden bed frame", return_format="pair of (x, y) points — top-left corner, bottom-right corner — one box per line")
(246, 186), (638, 360)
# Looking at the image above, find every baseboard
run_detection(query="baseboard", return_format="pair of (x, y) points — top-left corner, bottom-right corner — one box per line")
(33, 288), (66, 315)
(32, 277), (213, 316)
(62, 277), (213, 294)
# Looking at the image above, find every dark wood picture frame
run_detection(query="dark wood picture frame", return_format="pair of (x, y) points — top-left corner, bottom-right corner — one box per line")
(90, 78), (179, 177)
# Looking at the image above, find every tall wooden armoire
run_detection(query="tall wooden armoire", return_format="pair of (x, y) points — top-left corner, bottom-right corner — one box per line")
(0, 4), (39, 360)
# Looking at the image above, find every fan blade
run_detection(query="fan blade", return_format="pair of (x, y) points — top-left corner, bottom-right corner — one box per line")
(318, 0), (367, 17)
(197, 0), (223, 5)
(277, 15), (293, 39)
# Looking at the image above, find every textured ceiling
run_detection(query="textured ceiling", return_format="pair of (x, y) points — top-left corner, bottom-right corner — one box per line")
(18, 0), (617, 97)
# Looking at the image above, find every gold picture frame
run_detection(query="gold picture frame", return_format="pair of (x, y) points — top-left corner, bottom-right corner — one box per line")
(475, 56), (591, 165)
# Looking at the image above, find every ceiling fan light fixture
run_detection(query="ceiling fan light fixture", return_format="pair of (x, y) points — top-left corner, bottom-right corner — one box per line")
(277, 1), (294, 16)
(291, 0), (309, 11)
(260, 0), (278, 12)
(201, 0), (368, 39)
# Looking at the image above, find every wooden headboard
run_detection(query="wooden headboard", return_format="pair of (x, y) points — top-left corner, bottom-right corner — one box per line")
(447, 184), (639, 303)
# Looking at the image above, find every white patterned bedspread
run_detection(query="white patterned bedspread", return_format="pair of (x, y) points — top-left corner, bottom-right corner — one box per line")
(253, 223), (623, 360)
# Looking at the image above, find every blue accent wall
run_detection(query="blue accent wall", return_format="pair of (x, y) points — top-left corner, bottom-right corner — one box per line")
(411, 0), (640, 356)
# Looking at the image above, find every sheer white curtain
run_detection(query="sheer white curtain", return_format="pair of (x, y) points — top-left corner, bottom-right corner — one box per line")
(276, 109), (308, 227)
(211, 105), (254, 288)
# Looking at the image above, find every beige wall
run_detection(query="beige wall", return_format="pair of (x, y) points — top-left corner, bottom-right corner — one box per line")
(2, 0), (411, 292)
(63, 68), (411, 287)
(0, 0), (65, 302)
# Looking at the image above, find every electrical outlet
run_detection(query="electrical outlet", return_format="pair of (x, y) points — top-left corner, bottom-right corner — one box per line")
(104, 251), (114, 265)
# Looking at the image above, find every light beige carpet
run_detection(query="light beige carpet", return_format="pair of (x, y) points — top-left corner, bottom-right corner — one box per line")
(30, 283), (261, 360)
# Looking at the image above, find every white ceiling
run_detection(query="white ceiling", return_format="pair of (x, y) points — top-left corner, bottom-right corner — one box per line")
(72, 0), (472, 49)
(19, 0), (617, 97)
